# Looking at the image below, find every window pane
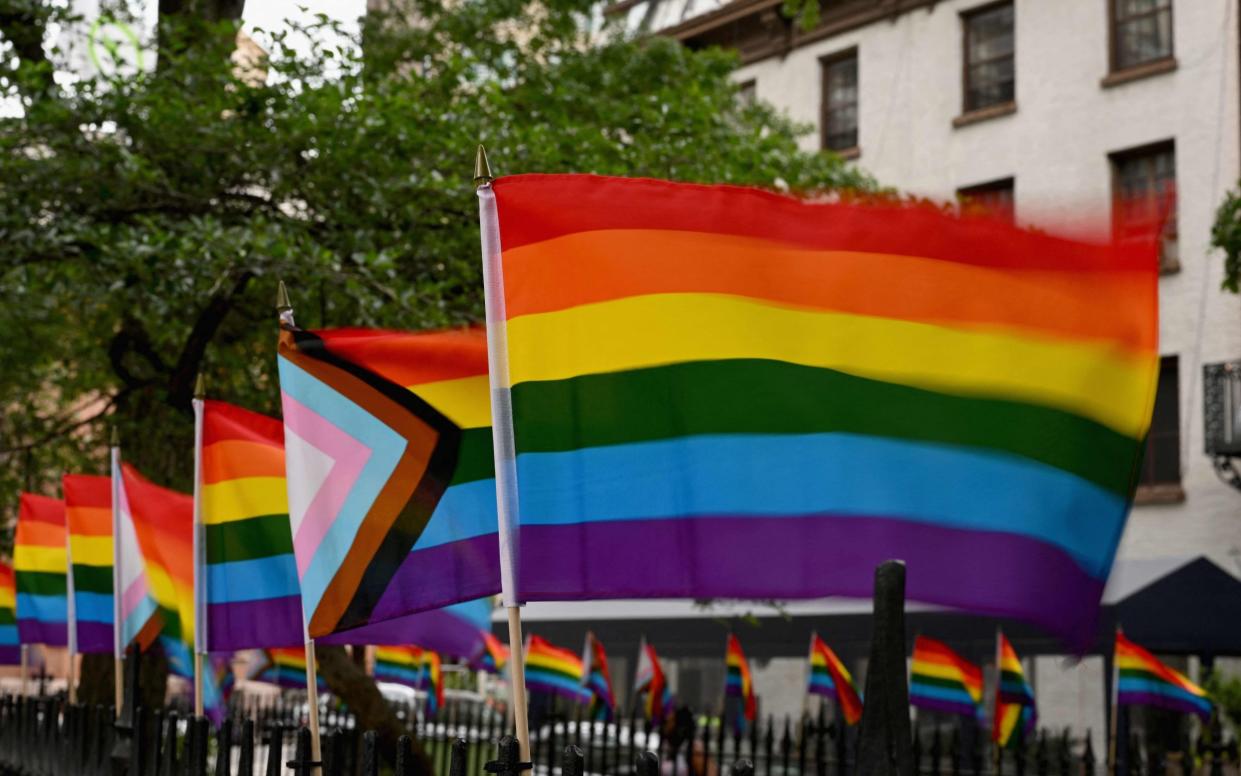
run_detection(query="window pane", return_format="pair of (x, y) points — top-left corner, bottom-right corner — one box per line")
(822, 53), (858, 151)
(959, 179), (1015, 223)
(1114, 144), (1176, 240)
(964, 4), (1014, 111)
(1139, 356), (1180, 486)
(1116, 7), (1171, 68)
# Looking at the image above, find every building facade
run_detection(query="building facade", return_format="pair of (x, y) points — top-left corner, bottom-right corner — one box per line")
(563, 0), (1241, 749)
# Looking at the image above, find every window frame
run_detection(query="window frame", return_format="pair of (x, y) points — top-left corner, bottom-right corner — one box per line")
(957, 177), (1016, 224)
(1108, 0), (1175, 75)
(819, 47), (859, 155)
(960, 0), (1015, 116)
(1109, 138), (1178, 273)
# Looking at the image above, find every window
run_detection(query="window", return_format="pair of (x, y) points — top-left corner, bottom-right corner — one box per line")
(737, 80), (757, 106)
(962, 2), (1014, 113)
(821, 50), (858, 152)
(1112, 140), (1177, 271)
(1138, 356), (1180, 489)
(958, 177), (1015, 223)
(1112, 0), (1173, 72)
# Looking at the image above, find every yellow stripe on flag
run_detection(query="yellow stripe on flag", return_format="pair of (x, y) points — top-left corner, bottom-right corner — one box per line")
(409, 375), (491, 429)
(14, 546), (67, 573)
(202, 477), (288, 525)
(69, 535), (113, 567)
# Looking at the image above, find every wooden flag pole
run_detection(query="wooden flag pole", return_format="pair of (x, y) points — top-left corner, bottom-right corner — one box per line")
(475, 144), (532, 761)
(992, 626), (1002, 775)
(66, 512), (78, 704)
(191, 374), (206, 719)
(19, 645), (28, 697)
(1108, 626), (1121, 776)
(278, 281), (323, 775)
(110, 428), (125, 712)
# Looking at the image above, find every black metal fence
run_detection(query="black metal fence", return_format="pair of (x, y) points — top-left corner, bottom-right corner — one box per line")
(0, 694), (1236, 776)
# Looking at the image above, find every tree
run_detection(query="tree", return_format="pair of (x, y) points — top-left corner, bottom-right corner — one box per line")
(1212, 188), (1241, 292)
(0, 0), (875, 764)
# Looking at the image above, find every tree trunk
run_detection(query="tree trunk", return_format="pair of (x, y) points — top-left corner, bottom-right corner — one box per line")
(315, 644), (435, 776)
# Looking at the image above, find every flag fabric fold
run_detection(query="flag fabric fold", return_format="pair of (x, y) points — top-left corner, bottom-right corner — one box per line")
(808, 633), (862, 725)
(15, 493), (68, 647)
(487, 173), (1159, 647)
(993, 633), (1037, 747)
(1115, 632), (1211, 720)
(112, 455), (161, 650)
(472, 631), (509, 675)
(199, 400), (304, 650)
(276, 326), (500, 640)
(909, 636), (983, 719)
(63, 475), (114, 653)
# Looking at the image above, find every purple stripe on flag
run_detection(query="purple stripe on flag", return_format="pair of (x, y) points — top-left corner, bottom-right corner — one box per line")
(0, 647), (20, 666)
(1119, 693), (1211, 720)
(516, 515), (1106, 649)
(322, 607), (485, 658)
(75, 622), (114, 654)
(207, 596), (304, 651)
(911, 696), (980, 718)
(17, 620), (67, 647)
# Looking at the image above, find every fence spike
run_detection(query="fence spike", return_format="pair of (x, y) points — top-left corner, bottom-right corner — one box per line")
(484, 735), (532, 776)
(237, 719), (255, 776)
(216, 718), (234, 776)
(264, 726), (282, 776)
(286, 727), (317, 776)
(562, 744), (584, 776)
(360, 730), (379, 776)
(449, 738), (468, 776)
(731, 758), (755, 776)
(395, 735), (413, 776)
(161, 711), (180, 776)
(635, 749), (660, 776)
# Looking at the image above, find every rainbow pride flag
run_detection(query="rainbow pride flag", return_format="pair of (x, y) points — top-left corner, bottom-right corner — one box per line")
(0, 562), (21, 665)
(634, 637), (672, 723)
(525, 634), (590, 703)
(725, 634), (757, 730)
(374, 645), (425, 687)
(112, 451), (161, 650)
(486, 174), (1159, 646)
(909, 636), (983, 719)
(582, 632), (615, 721)
(15, 493), (67, 646)
(257, 646), (326, 691)
(472, 631), (509, 674)
(63, 475), (114, 653)
(421, 650), (444, 716)
(277, 326), (500, 640)
(993, 633), (1037, 747)
(1116, 632), (1211, 720)
(122, 464), (195, 649)
(199, 400), (302, 650)
(808, 634), (862, 725)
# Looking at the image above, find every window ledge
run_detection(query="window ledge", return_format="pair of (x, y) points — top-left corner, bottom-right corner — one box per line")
(952, 101), (1016, 129)
(1133, 482), (1186, 506)
(1101, 57), (1178, 89)
(1160, 256), (1181, 275)
(828, 146), (861, 160)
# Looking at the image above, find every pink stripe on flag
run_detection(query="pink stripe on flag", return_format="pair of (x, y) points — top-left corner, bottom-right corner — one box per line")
(122, 574), (151, 620)
(281, 392), (372, 577)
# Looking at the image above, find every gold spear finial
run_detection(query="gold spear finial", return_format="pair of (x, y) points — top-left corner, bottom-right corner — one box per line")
(110, 427), (119, 446)
(276, 280), (295, 329)
(194, 373), (206, 400)
(474, 145), (493, 188)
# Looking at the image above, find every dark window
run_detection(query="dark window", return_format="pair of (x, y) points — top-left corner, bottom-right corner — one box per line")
(958, 177), (1015, 223)
(821, 50), (858, 152)
(737, 80), (756, 106)
(1112, 141), (1177, 270)
(963, 3), (1014, 112)
(1113, 0), (1173, 71)
(1139, 356), (1180, 486)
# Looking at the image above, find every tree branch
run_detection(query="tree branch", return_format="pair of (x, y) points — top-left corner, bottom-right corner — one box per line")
(166, 267), (255, 412)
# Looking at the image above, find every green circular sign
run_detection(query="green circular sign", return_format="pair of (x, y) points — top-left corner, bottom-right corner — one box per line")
(88, 17), (144, 78)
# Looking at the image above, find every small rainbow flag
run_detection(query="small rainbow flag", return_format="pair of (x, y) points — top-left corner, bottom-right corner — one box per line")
(525, 634), (590, 703)
(487, 174), (1159, 647)
(258, 646), (326, 691)
(122, 465), (195, 650)
(634, 637), (672, 723)
(582, 632), (615, 721)
(1116, 632), (1211, 720)
(909, 636), (983, 719)
(993, 633), (1037, 747)
(808, 633), (862, 725)
(725, 634), (757, 730)
(63, 475), (114, 653)
(0, 562), (21, 665)
(15, 493), (68, 646)
(199, 400), (302, 651)
(374, 645), (425, 687)
(421, 650), (444, 716)
(472, 631), (509, 674)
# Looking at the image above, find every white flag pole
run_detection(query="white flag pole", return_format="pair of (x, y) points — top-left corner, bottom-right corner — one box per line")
(475, 145), (531, 761)
(110, 429), (124, 711)
(65, 514), (78, 704)
(191, 374), (206, 719)
(278, 281), (323, 775)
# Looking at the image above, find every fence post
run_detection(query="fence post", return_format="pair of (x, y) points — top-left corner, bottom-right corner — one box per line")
(855, 561), (913, 776)
(731, 759), (755, 776)
(359, 730), (378, 776)
(931, 727), (943, 776)
(264, 725), (283, 776)
(237, 719), (255, 776)
(636, 749), (659, 776)
(448, 738), (468, 776)
(563, 744), (584, 776)
(217, 718), (235, 776)
(912, 728), (921, 776)
(395, 735), (413, 776)
(110, 646), (141, 776)
(161, 712), (180, 776)
(484, 735), (532, 776)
